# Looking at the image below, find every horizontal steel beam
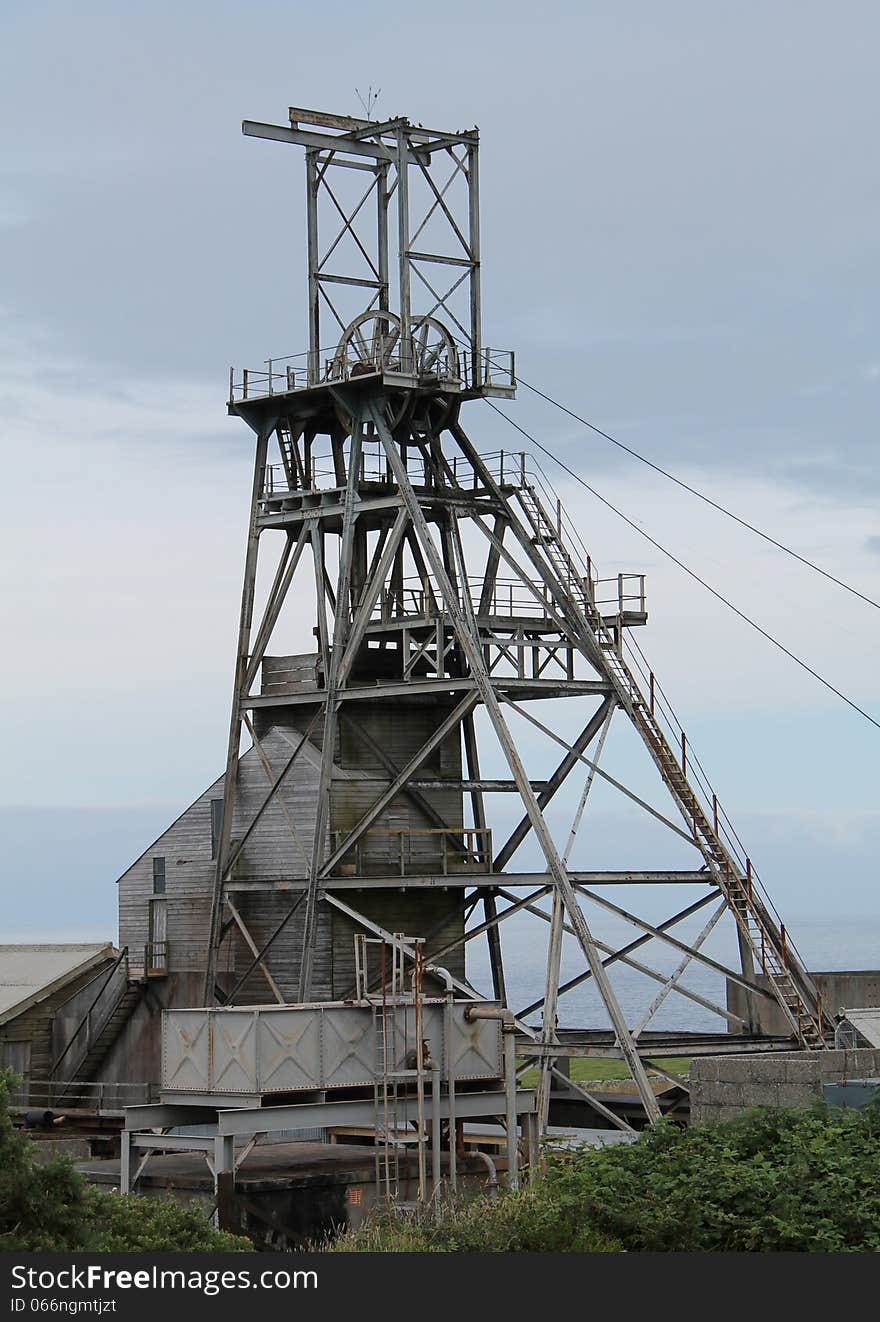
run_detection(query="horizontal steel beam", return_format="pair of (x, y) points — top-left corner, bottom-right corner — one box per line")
(130, 1133), (216, 1152)
(287, 106), (478, 145)
(408, 779), (550, 792)
(243, 677), (612, 708)
(124, 1104), (220, 1131)
(243, 120), (429, 165)
(224, 870), (713, 892)
(216, 1089), (536, 1137)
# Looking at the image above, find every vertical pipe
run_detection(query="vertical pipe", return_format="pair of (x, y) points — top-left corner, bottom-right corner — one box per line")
(444, 990), (457, 1194)
(681, 731), (687, 776)
(413, 947), (427, 1204)
(524, 1112), (539, 1181)
(504, 1029), (519, 1191)
(120, 1129), (131, 1195)
(431, 1062), (442, 1199)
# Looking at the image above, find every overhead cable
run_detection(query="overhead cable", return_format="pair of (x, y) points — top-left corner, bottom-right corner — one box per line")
(516, 375), (880, 614)
(484, 398), (880, 734)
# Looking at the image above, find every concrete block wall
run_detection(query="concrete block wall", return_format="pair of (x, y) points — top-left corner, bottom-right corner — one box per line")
(689, 1048), (880, 1126)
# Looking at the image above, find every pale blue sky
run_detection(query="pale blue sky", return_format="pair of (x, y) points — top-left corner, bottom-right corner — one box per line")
(1, 1), (878, 942)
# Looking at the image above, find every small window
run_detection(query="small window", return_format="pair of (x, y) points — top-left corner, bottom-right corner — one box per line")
(210, 798), (224, 860)
(152, 856), (166, 894)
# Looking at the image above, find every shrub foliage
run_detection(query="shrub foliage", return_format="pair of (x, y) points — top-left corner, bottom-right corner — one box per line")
(0, 1070), (249, 1252)
(335, 1101), (880, 1252)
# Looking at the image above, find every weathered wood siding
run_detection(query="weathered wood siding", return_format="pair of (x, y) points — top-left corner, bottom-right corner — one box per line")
(117, 668), (467, 1000)
(117, 727), (328, 991)
(0, 960), (116, 1096)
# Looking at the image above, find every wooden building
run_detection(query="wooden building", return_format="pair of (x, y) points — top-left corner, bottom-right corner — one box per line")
(0, 944), (116, 1101)
(114, 650), (469, 1051)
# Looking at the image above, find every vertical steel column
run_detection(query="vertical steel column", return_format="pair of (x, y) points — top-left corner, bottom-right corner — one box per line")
(462, 712), (506, 1004)
(119, 1128), (132, 1195)
(213, 1134), (235, 1230)
(204, 426), (271, 1004)
(306, 149), (320, 385)
(467, 141), (482, 389)
(298, 416), (364, 999)
(376, 160), (390, 315)
(396, 130), (412, 375)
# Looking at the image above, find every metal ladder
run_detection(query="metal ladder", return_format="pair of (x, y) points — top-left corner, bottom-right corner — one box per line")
(373, 995), (402, 1203)
(515, 482), (826, 1049)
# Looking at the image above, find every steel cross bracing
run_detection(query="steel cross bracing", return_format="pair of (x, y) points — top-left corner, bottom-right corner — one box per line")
(204, 372), (829, 1130)
(205, 105), (829, 1133)
(238, 109), (511, 396)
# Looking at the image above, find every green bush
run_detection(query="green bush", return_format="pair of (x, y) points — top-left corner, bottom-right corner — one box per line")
(541, 1103), (880, 1251)
(0, 1070), (250, 1252)
(334, 1102), (880, 1253)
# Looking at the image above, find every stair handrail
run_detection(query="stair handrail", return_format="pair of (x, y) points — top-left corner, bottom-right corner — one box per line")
(517, 453), (816, 977)
(510, 465), (824, 1038)
(50, 946), (130, 1077)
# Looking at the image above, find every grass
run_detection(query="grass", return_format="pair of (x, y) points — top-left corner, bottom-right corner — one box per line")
(518, 1056), (692, 1087)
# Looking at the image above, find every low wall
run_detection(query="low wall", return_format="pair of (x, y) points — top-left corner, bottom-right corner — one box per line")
(727, 969), (880, 1036)
(689, 1047), (880, 1126)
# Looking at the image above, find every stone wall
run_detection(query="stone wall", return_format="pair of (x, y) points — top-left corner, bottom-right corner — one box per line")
(689, 1047), (880, 1126)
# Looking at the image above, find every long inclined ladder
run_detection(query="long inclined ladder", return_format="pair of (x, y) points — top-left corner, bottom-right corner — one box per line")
(515, 482), (826, 1049)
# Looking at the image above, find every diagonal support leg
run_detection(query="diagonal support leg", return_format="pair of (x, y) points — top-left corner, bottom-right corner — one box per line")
(370, 398), (661, 1125)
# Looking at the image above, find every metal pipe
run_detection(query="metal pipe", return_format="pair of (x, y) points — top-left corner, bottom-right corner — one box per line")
(463, 1004), (519, 1190)
(429, 966), (458, 1195)
(431, 1062), (442, 1199)
(470, 1149), (498, 1190)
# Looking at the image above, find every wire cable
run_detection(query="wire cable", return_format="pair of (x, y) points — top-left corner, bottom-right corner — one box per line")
(515, 375), (880, 614)
(484, 397), (880, 733)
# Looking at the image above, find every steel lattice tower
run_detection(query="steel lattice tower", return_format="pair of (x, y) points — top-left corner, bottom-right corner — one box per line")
(205, 106), (829, 1129)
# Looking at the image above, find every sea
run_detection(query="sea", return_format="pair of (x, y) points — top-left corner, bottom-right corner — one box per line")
(465, 911), (880, 1032)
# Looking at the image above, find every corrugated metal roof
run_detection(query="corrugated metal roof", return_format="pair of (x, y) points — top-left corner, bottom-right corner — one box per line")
(842, 1008), (880, 1048)
(0, 943), (113, 1026)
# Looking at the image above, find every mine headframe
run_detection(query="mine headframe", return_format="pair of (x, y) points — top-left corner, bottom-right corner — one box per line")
(204, 106), (829, 1132)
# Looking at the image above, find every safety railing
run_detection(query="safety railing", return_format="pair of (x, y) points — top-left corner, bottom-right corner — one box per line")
(260, 446), (550, 502)
(9, 1077), (156, 1113)
(326, 342), (461, 386)
(368, 573), (645, 626)
(467, 346), (516, 392)
(144, 941), (168, 976)
(330, 826), (493, 877)
(50, 947), (130, 1080)
(517, 449), (814, 987)
(229, 361), (309, 401)
(229, 344), (515, 403)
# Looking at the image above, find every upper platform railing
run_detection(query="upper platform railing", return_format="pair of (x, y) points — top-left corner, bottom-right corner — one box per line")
(229, 345), (515, 403)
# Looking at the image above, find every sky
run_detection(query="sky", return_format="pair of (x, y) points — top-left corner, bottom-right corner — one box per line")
(0, 1), (878, 949)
